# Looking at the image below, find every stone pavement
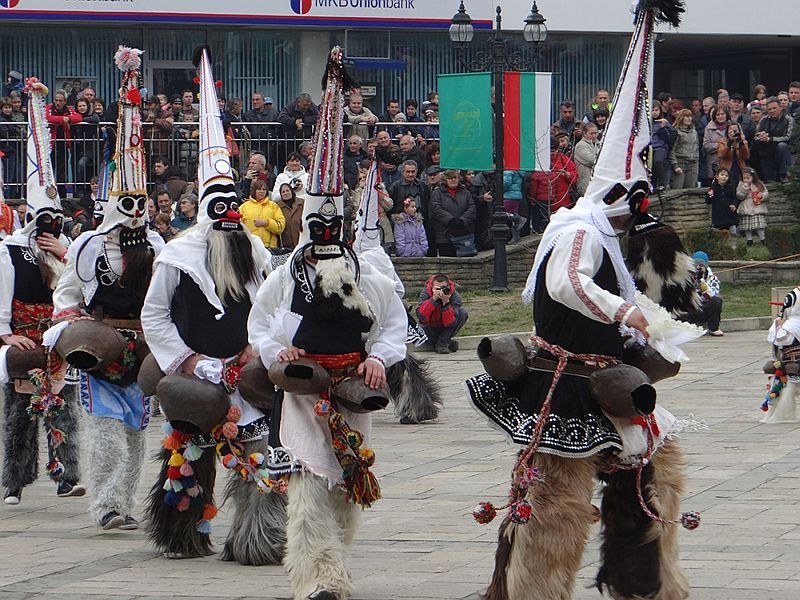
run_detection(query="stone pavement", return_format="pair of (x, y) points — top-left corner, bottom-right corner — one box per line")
(2, 330), (799, 599)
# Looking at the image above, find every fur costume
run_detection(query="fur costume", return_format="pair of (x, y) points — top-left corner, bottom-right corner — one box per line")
(85, 415), (146, 523)
(220, 437), (288, 565)
(140, 46), (286, 563)
(145, 445), (217, 558)
(2, 383), (81, 490)
(0, 77), (83, 503)
(248, 47), (408, 600)
(386, 353), (443, 423)
(468, 2), (697, 599)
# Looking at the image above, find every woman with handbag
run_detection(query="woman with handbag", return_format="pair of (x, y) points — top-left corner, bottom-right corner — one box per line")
(430, 170), (476, 257)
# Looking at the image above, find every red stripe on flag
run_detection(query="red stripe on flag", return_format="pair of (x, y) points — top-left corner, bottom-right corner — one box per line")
(503, 72), (521, 171)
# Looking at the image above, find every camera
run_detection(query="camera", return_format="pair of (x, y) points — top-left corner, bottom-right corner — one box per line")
(441, 285), (452, 295)
(291, 178), (302, 190)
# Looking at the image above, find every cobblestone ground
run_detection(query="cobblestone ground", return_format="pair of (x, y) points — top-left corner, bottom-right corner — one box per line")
(1, 330), (798, 599)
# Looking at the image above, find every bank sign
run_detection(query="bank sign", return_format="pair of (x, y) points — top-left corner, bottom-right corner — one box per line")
(0, 0), (494, 28)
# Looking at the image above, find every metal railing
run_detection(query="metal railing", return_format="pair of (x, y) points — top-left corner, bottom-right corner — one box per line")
(0, 120), (441, 200)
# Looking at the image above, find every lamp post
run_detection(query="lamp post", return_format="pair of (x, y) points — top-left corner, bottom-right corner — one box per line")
(450, 2), (547, 292)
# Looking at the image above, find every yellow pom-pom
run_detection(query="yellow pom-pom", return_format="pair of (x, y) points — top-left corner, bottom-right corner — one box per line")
(168, 452), (185, 467)
(774, 360), (783, 369)
(359, 447), (376, 466)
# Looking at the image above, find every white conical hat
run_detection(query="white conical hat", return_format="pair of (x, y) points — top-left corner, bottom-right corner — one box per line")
(98, 45), (148, 234)
(583, 0), (684, 217)
(20, 78), (62, 236)
(195, 46), (241, 230)
(93, 128), (113, 225)
(352, 159), (382, 254)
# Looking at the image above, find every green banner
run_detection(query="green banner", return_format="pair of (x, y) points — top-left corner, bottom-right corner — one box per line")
(437, 72), (493, 171)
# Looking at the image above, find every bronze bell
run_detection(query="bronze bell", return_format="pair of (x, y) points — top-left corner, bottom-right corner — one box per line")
(54, 320), (125, 371)
(477, 335), (528, 382)
(267, 357), (330, 395)
(239, 358), (280, 412)
(331, 376), (391, 413)
(588, 364), (656, 419)
(156, 374), (230, 434)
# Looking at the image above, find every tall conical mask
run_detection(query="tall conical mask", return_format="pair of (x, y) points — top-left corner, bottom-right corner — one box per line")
(353, 144), (402, 255)
(93, 128), (114, 227)
(21, 78), (63, 237)
(582, 0), (685, 218)
(298, 46), (357, 259)
(99, 45), (149, 242)
(194, 45), (241, 231)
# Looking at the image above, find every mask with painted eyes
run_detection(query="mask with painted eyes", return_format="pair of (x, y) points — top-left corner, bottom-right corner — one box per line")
(301, 195), (346, 260)
(34, 211), (64, 238)
(202, 181), (242, 231)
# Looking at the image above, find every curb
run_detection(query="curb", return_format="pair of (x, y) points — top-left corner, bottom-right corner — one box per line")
(422, 316), (774, 354)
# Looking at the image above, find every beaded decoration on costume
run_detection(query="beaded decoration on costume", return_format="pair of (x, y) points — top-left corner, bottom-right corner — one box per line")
(307, 47), (348, 198)
(307, 351), (382, 508)
(27, 353), (68, 480)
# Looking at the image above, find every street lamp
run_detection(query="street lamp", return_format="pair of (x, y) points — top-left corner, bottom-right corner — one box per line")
(450, 2), (547, 292)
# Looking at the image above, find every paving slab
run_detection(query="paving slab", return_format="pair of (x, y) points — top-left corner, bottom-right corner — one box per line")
(1, 330), (797, 599)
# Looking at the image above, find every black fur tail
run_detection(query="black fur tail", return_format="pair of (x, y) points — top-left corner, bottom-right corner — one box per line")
(386, 353), (443, 423)
(483, 518), (514, 600)
(144, 447), (216, 558)
(627, 223), (700, 314)
(596, 464), (662, 597)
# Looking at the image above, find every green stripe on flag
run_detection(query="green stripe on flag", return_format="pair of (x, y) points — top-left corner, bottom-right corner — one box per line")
(437, 72), (493, 171)
(519, 73), (537, 171)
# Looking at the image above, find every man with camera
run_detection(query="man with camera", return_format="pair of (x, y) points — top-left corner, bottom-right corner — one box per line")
(238, 152), (276, 199)
(416, 273), (468, 354)
(677, 251), (724, 336)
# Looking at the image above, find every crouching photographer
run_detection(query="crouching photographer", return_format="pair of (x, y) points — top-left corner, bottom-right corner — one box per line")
(416, 273), (468, 354)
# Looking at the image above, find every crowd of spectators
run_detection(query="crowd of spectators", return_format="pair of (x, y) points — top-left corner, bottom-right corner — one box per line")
(3, 72), (800, 255)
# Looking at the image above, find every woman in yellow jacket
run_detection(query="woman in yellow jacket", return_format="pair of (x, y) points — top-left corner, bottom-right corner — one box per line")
(240, 179), (286, 248)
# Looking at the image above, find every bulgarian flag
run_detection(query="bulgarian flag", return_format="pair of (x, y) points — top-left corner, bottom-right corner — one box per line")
(503, 72), (552, 172)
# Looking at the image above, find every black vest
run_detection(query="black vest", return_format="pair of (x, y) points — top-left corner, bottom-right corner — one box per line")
(86, 255), (145, 319)
(9, 245), (53, 304)
(534, 248), (624, 358)
(171, 271), (251, 358)
(290, 275), (372, 356)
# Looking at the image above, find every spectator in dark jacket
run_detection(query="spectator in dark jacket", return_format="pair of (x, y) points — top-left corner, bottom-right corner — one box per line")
(343, 134), (368, 191)
(429, 170), (476, 256)
(755, 97), (794, 183)
(277, 93), (318, 140)
(244, 92), (279, 161)
(416, 273), (468, 354)
(706, 168), (739, 233)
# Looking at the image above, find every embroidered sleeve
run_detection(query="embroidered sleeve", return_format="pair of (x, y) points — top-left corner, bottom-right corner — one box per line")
(140, 263), (193, 374)
(545, 230), (630, 324)
(0, 247), (14, 336)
